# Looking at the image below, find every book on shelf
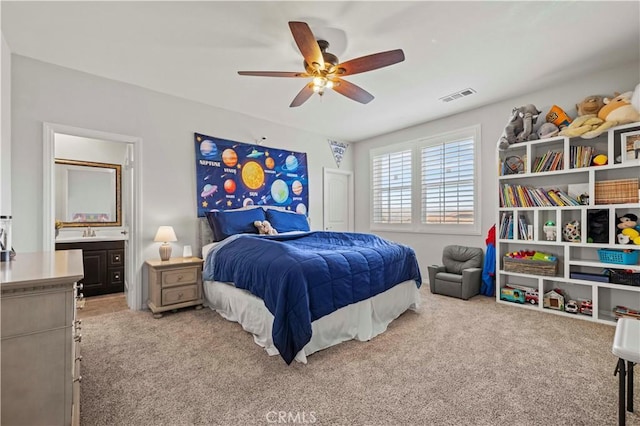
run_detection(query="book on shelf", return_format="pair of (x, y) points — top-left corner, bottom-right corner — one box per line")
(532, 150), (563, 173)
(569, 145), (595, 168)
(500, 183), (580, 207)
(499, 212), (513, 239)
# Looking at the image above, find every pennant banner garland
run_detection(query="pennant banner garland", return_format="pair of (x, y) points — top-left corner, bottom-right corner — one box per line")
(328, 140), (349, 168)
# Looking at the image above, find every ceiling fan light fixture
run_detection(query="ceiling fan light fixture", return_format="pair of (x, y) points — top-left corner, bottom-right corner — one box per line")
(312, 76), (333, 94)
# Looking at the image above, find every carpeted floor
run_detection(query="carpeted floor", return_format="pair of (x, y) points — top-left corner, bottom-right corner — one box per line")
(79, 286), (640, 425)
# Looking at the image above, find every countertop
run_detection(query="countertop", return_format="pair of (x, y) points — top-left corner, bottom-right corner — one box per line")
(1, 250), (84, 290)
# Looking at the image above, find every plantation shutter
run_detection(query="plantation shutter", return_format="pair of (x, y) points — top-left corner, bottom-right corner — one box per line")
(372, 150), (412, 224)
(422, 138), (475, 224)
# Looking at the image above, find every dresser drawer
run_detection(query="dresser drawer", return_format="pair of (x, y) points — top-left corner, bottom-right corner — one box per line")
(162, 284), (198, 305)
(161, 267), (198, 288)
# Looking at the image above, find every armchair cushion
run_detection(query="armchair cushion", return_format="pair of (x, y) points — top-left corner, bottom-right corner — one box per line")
(442, 245), (484, 274)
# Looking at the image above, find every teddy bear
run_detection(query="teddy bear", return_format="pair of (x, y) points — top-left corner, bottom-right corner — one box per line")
(497, 104), (541, 150)
(616, 214), (640, 245)
(253, 220), (278, 235)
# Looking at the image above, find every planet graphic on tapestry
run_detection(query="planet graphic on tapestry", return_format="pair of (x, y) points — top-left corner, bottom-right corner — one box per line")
(265, 157), (275, 170)
(200, 140), (218, 159)
(200, 184), (218, 198)
(243, 198), (254, 207)
(246, 149), (264, 158)
(292, 180), (303, 196)
(241, 161), (265, 190)
(282, 155), (299, 172)
(270, 179), (289, 204)
(223, 179), (236, 194)
(222, 149), (238, 167)
(296, 203), (307, 215)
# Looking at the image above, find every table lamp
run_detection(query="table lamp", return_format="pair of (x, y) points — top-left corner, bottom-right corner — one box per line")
(154, 226), (177, 261)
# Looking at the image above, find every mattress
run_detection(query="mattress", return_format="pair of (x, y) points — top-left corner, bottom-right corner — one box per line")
(203, 278), (420, 363)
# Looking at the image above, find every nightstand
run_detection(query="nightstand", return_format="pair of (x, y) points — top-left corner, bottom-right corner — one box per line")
(146, 257), (204, 318)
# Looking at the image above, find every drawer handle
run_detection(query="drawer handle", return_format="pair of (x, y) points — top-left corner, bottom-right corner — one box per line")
(74, 334), (82, 343)
(115, 255), (120, 261)
(74, 376), (82, 383)
(177, 275), (183, 281)
(76, 355), (83, 362)
(178, 292), (183, 299)
(114, 273), (120, 280)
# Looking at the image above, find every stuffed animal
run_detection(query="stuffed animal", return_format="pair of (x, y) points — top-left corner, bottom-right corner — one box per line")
(537, 122), (559, 139)
(559, 94), (611, 138)
(253, 220), (278, 235)
(577, 95), (606, 116)
(616, 214), (640, 245)
(563, 220), (581, 243)
(587, 210), (609, 243)
(631, 83), (640, 113)
(581, 92), (640, 139)
(545, 105), (572, 129)
(497, 104), (541, 150)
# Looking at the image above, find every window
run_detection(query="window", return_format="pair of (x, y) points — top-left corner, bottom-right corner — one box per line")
(370, 125), (481, 235)
(371, 149), (412, 225)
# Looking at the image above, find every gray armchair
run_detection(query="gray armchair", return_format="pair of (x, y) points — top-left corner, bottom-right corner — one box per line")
(428, 245), (484, 300)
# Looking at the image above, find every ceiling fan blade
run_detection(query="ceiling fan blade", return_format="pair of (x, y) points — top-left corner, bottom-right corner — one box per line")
(238, 71), (310, 78)
(332, 78), (374, 104)
(334, 49), (405, 76)
(290, 83), (315, 108)
(288, 21), (324, 71)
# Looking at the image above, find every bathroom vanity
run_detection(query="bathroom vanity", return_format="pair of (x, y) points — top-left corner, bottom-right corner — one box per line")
(56, 238), (125, 297)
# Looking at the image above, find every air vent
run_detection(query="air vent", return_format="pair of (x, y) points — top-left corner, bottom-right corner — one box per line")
(439, 88), (476, 103)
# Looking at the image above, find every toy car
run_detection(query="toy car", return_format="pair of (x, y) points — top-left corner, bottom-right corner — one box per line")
(500, 287), (525, 304)
(565, 300), (579, 314)
(525, 290), (539, 305)
(580, 300), (593, 316)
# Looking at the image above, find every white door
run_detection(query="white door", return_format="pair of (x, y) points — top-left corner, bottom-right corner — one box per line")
(323, 168), (354, 232)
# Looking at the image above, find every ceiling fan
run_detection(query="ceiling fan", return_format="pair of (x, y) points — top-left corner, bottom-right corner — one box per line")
(238, 21), (405, 107)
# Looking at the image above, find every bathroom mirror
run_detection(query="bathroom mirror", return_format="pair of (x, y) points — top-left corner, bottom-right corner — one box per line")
(54, 159), (122, 227)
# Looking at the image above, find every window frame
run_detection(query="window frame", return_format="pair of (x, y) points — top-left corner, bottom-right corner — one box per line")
(369, 125), (481, 235)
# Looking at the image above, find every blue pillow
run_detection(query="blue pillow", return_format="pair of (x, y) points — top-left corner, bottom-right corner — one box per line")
(265, 209), (310, 233)
(206, 208), (266, 241)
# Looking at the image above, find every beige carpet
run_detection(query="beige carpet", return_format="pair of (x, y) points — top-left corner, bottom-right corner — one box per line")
(80, 286), (639, 425)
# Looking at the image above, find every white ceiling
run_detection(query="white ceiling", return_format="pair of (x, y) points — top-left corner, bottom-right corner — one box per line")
(2, 1), (639, 142)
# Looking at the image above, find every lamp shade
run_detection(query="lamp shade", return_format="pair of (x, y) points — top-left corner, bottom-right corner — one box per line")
(154, 226), (177, 243)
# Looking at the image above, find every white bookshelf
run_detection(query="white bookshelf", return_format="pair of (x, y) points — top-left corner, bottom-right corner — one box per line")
(496, 122), (640, 325)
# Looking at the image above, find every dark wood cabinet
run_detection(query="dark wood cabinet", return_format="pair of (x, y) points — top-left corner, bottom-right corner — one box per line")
(56, 240), (125, 297)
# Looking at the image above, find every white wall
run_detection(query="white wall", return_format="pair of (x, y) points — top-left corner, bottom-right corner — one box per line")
(10, 55), (353, 260)
(1, 33), (11, 217)
(353, 60), (640, 273)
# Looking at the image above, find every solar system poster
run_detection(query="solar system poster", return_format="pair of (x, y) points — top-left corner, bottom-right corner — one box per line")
(194, 133), (309, 217)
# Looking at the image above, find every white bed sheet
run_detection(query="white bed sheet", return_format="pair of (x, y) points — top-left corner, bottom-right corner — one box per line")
(203, 279), (421, 363)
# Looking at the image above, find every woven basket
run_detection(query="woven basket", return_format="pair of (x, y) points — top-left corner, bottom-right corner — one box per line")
(594, 178), (639, 205)
(503, 256), (558, 276)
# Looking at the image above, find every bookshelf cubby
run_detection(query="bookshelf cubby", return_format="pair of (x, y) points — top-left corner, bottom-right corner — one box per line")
(496, 122), (640, 325)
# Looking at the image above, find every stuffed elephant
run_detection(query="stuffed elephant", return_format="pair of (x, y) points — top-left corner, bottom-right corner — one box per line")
(497, 104), (541, 150)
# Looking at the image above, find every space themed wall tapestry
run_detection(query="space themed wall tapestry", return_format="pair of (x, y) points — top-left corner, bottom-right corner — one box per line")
(194, 133), (309, 217)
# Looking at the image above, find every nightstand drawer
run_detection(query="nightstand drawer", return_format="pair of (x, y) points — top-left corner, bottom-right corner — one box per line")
(162, 285), (198, 305)
(161, 268), (198, 287)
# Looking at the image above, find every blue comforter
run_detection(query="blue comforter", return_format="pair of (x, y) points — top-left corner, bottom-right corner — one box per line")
(203, 231), (422, 364)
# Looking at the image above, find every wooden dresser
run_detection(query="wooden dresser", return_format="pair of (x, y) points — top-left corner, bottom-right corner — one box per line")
(1, 250), (84, 426)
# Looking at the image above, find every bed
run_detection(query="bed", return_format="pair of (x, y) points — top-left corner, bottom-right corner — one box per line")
(198, 208), (422, 364)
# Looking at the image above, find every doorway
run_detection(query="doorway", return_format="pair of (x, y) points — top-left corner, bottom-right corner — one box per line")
(43, 123), (143, 310)
(323, 167), (354, 232)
